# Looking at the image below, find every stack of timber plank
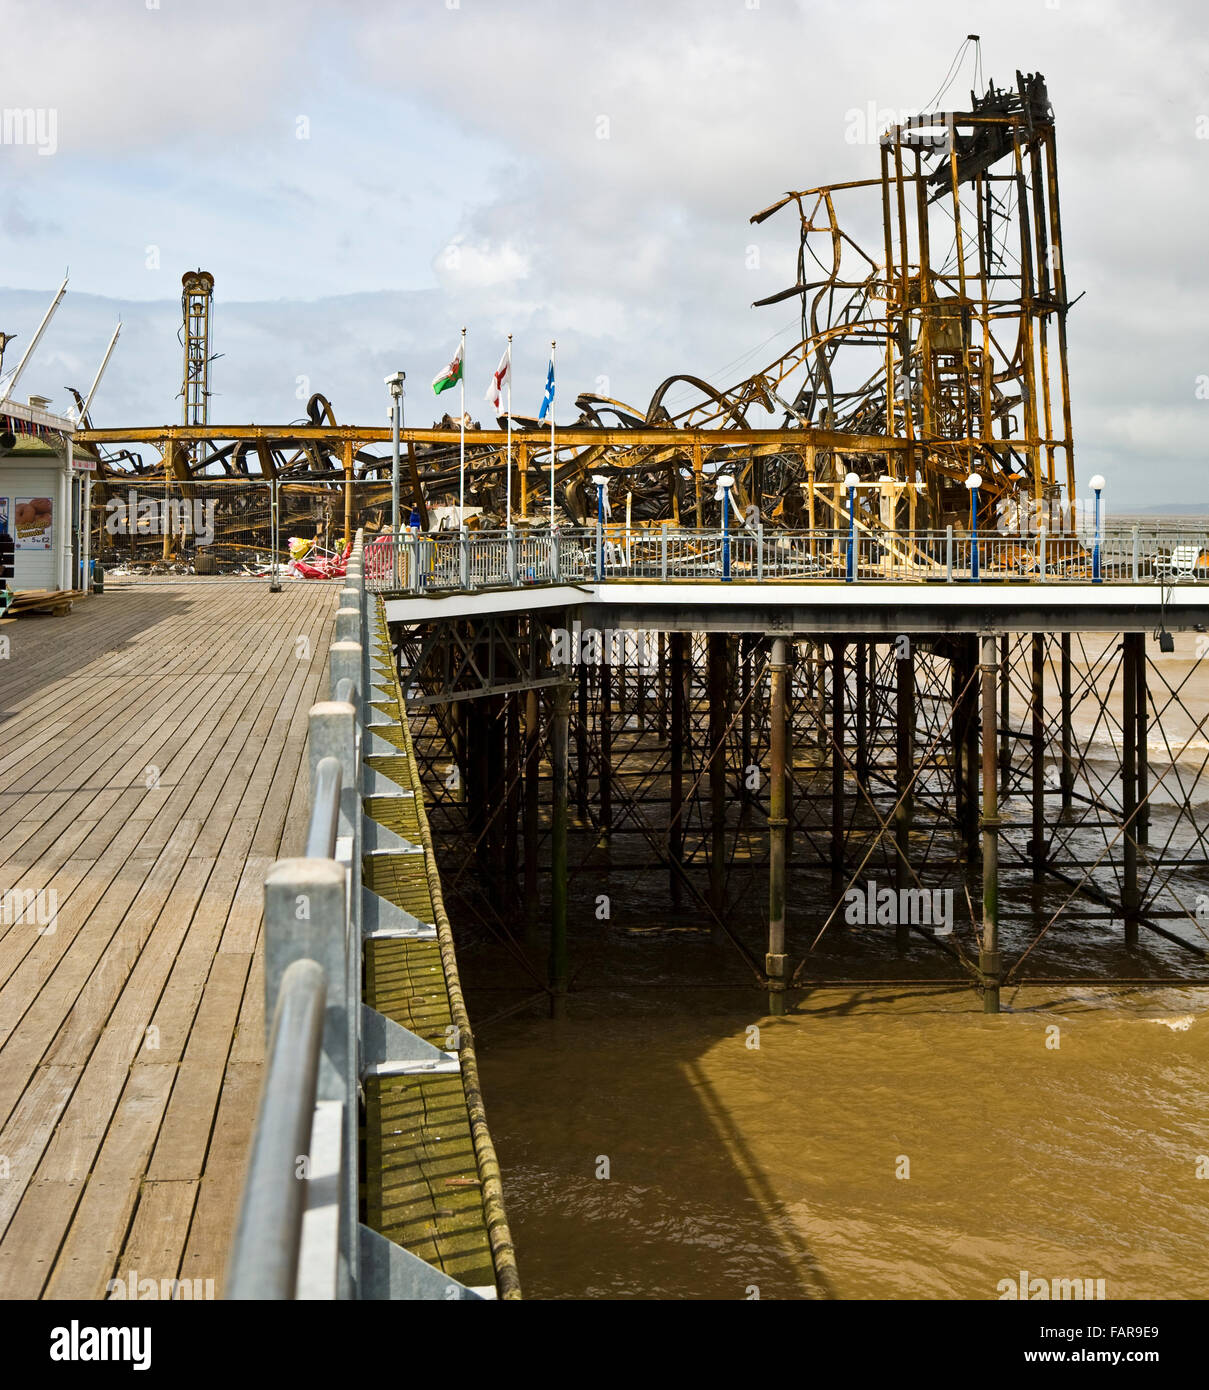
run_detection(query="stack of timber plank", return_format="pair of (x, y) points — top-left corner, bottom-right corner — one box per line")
(5, 589), (87, 617)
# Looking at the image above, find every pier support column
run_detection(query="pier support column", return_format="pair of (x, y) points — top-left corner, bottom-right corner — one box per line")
(979, 634), (1002, 1014)
(708, 633), (729, 942)
(506, 692), (520, 912)
(1123, 632), (1140, 947)
(964, 635), (980, 863)
(599, 653), (613, 844)
(576, 663), (589, 821)
(741, 637), (753, 806)
(785, 643), (796, 863)
(1135, 633), (1149, 847)
(524, 688), (540, 946)
(450, 700), (466, 805)
(657, 632), (668, 741)
(1060, 634), (1074, 815)
(549, 683), (570, 1017)
(669, 631), (686, 907)
(830, 641), (845, 889)
(999, 635), (1011, 795)
(855, 640), (869, 792)
(895, 642), (915, 955)
(1031, 634), (1046, 883)
(767, 637), (790, 1014)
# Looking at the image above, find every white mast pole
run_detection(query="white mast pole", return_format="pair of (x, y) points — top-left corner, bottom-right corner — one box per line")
(79, 320), (122, 422)
(459, 326), (466, 528)
(548, 340), (556, 530)
(506, 334), (513, 530)
(0, 272), (69, 406)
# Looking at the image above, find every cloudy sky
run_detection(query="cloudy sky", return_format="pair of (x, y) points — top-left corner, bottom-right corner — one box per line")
(0, 0), (1206, 507)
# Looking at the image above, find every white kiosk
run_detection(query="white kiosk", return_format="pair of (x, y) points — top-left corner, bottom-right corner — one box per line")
(0, 396), (94, 594)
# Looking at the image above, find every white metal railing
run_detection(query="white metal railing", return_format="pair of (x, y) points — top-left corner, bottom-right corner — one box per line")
(361, 525), (1209, 594)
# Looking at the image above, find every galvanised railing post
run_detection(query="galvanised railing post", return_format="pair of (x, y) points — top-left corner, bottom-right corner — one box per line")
(1038, 526), (1047, 582)
(264, 858), (348, 1102)
(410, 532), (422, 593)
(508, 527), (518, 586)
(309, 701), (357, 815)
(552, 528), (561, 582)
(334, 606), (361, 643)
(946, 525), (954, 583)
(757, 522), (764, 581)
(1132, 525), (1140, 583)
(329, 641), (362, 702)
(661, 527), (668, 581)
(459, 529), (471, 589)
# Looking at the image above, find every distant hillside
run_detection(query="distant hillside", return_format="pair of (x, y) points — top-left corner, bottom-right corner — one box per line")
(1122, 502), (1209, 516)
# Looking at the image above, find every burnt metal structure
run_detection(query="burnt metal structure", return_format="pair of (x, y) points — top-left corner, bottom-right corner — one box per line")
(70, 67), (1209, 1021)
(78, 69), (1078, 561)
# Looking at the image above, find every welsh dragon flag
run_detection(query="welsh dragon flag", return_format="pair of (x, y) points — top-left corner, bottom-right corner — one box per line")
(432, 341), (464, 396)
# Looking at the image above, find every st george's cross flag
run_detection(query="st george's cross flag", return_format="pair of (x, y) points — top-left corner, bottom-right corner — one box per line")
(485, 344), (511, 414)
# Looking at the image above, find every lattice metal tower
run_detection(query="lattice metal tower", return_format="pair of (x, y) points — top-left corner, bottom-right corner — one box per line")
(180, 269), (214, 465)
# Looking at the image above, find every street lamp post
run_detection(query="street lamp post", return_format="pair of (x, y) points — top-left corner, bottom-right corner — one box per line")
(967, 472), (983, 582)
(716, 474), (736, 581)
(592, 473), (608, 580)
(845, 471), (860, 582)
(1089, 474), (1105, 583)
(385, 371), (406, 588)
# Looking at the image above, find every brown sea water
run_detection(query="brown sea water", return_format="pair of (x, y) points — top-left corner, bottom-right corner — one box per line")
(441, 630), (1209, 1299)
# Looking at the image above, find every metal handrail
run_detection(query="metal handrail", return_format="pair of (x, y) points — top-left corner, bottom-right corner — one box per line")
(362, 525), (1209, 594)
(228, 533), (368, 1301)
(226, 958), (326, 1300)
(229, 530), (507, 1301)
(305, 756), (342, 859)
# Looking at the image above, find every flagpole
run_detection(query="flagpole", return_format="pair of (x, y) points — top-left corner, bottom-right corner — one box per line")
(459, 326), (466, 528)
(506, 334), (513, 531)
(548, 340), (556, 530)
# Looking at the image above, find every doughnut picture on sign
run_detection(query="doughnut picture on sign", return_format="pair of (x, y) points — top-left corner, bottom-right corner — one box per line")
(15, 496), (52, 549)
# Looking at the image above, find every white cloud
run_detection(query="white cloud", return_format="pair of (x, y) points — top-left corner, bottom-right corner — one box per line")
(1, 0), (1207, 503)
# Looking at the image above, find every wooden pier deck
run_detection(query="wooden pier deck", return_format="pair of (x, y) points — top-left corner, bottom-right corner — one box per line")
(0, 578), (337, 1299)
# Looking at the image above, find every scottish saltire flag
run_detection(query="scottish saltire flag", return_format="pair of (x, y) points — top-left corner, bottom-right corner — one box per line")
(537, 355), (555, 422)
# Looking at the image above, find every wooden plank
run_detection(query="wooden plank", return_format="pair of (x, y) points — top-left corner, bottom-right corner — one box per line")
(0, 579), (337, 1296)
(176, 1060), (262, 1296)
(43, 1064), (177, 1300)
(115, 1179), (199, 1290)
